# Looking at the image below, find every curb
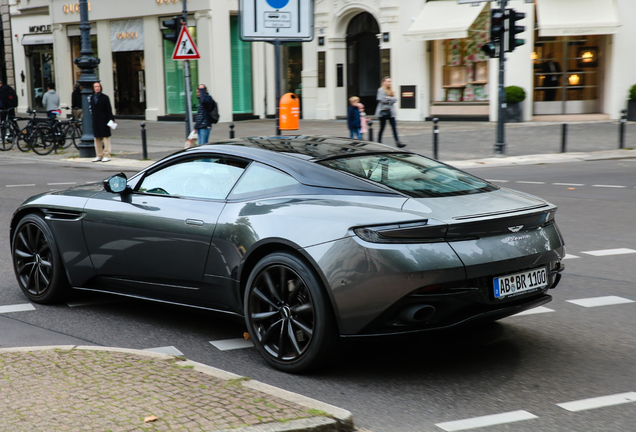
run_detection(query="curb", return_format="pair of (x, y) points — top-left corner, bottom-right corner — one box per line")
(0, 345), (354, 432)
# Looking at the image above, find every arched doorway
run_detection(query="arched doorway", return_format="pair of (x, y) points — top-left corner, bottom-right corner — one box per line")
(346, 13), (380, 114)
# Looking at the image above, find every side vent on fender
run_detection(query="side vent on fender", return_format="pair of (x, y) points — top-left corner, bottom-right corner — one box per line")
(42, 209), (84, 221)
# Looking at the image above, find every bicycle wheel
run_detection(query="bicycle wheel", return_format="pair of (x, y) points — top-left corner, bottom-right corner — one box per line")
(70, 124), (82, 149)
(59, 124), (73, 149)
(0, 123), (16, 151)
(31, 127), (55, 155)
(18, 126), (34, 152)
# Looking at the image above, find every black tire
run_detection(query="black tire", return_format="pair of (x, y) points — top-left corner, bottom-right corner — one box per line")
(60, 124), (74, 149)
(17, 126), (32, 152)
(71, 124), (82, 149)
(12, 214), (69, 304)
(244, 252), (337, 373)
(0, 123), (16, 151)
(31, 127), (55, 155)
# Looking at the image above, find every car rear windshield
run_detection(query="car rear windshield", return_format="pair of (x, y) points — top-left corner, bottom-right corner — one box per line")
(318, 153), (496, 198)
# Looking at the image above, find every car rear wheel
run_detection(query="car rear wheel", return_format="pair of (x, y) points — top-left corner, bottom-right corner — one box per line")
(244, 252), (337, 373)
(12, 214), (69, 304)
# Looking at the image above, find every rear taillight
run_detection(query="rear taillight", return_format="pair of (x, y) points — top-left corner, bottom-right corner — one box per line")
(353, 219), (447, 244)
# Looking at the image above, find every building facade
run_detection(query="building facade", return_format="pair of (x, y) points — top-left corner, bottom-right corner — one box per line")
(6, 0), (635, 122)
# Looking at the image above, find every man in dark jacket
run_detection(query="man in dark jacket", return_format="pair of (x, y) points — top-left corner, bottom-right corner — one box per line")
(0, 81), (18, 122)
(90, 82), (115, 162)
(71, 83), (83, 120)
(194, 84), (215, 145)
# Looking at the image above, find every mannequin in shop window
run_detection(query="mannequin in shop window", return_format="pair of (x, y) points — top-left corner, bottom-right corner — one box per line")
(540, 54), (561, 101)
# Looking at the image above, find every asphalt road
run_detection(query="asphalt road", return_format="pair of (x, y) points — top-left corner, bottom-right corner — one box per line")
(1, 155), (635, 431)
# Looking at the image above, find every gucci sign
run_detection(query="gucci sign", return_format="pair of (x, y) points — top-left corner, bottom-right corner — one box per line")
(117, 32), (138, 39)
(156, 0), (189, 4)
(62, 2), (91, 13)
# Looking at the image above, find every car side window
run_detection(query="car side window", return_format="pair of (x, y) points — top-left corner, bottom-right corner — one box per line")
(137, 157), (248, 200)
(229, 162), (299, 199)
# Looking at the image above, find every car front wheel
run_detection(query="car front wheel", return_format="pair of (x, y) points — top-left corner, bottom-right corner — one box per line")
(244, 252), (337, 373)
(12, 214), (69, 304)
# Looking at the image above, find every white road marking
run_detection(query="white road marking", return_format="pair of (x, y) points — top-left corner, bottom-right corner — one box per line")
(592, 184), (626, 188)
(0, 303), (36, 313)
(514, 306), (554, 316)
(563, 254), (580, 259)
(516, 181), (546, 184)
(6, 184), (36, 188)
(143, 346), (184, 356)
(566, 296), (635, 308)
(435, 410), (538, 431)
(557, 392), (636, 412)
(485, 179), (508, 183)
(553, 183), (585, 186)
(47, 182), (77, 186)
(210, 338), (254, 351)
(581, 248), (636, 257)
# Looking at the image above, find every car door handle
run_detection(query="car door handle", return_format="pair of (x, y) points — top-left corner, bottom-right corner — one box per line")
(185, 218), (204, 226)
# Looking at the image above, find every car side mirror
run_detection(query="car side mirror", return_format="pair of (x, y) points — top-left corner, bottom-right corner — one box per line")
(103, 172), (130, 194)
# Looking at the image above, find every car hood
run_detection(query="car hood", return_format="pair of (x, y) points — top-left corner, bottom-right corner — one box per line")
(402, 187), (549, 222)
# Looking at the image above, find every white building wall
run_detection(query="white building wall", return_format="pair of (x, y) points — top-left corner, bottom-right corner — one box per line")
(606, 0), (636, 120)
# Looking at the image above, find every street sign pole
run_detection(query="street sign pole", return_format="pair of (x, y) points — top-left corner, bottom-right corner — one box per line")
(274, 39), (281, 135)
(494, 0), (507, 156)
(182, 1), (194, 137)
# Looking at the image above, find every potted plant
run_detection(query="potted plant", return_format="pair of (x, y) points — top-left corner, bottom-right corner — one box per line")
(504, 86), (526, 123)
(627, 84), (636, 122)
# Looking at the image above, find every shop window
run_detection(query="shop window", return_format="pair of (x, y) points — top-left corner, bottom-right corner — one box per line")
(230, 15), (253, 114)
(318, 52), (325, 88)
(434, 8), (490, 103)
(381, 49), (390, 78)
(163, 26), (199, 115)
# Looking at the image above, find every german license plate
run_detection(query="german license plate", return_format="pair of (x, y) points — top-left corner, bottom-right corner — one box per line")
(494, 267), (547, 299)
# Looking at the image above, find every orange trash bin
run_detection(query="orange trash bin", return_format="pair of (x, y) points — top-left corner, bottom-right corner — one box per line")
(279, 93), (300, 131)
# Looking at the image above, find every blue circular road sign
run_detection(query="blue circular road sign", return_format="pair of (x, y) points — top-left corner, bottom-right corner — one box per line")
(266, 0), (289, 9)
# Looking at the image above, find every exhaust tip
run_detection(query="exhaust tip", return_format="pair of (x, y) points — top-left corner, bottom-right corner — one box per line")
(399, 304), (436, 323)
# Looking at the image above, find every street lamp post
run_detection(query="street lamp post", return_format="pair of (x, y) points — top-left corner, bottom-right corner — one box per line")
(73, 0), (100, 158)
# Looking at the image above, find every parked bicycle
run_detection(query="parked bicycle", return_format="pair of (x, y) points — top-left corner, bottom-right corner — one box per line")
(30, 108), (83, 155)
(0, 109), (24, 151)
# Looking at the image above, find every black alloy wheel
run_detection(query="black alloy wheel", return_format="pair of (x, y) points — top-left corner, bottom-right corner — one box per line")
(245, 252), (337, 373)
(12, 214), (68, 304)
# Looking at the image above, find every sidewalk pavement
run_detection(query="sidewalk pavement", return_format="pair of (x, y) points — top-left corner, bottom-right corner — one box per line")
(0, 345), (354, 432)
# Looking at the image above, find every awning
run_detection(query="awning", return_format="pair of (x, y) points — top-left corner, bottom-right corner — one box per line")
(536, 0), (620, 37)
(21, 34), (54, 45)
(404, 1), (487, 42)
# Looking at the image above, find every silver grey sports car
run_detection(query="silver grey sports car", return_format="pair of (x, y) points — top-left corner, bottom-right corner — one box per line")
(11, 136), (565, 372)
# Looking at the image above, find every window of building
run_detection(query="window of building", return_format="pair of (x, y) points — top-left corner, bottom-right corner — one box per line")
(318, 52), (326, 88)
(230, 15), (253, 114)
(70, 36), (99, 85)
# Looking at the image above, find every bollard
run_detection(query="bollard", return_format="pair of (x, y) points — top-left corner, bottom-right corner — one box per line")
(433, 118), (439, 160)
(561, 123), (567, 153)
(141, 122), (148, 160)
(230, 123), (235, 139)
(368, 120), (374, 142)
(619, 109), (627, 149)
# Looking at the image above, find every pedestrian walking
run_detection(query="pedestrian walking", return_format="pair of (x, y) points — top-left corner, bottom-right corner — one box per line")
(357, 101), (368, 137)
(90, 82), (116, 163)
(71, 83), (83, 120)
(375, 77), (405, 148)
(347, 96), (362, 139)
(0, 80), (18, 122)
(194, 84), (217, 145)
(42, 83), (61, 119)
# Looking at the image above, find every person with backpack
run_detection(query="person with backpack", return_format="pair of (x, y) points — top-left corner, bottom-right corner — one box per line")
(194, 84), (218, 145)
(0, 80), (18, 122)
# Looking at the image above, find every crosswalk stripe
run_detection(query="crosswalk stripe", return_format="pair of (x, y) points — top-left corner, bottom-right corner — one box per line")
(592, 184), (626, 188)
(143, 346), (184, 356)
(566, 296), (635, 308)
(210, 338), (254, 351)
(435, 410), (538, 431)
(0, 303), (36, 313)
(516, 181), (545, 184)
(581, 248), (636, 256)
(514, 306), (554, 316)
(553, 183), (584, 186)
(557, 392), (636, 412)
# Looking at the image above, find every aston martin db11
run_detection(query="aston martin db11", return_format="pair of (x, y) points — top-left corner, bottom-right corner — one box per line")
(11, 136), (565, 372)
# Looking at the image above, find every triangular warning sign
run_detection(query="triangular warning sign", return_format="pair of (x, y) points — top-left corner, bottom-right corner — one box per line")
(172, 25), (200, 60)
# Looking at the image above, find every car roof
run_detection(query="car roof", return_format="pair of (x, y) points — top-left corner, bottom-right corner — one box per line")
(174, 136), (405, 195)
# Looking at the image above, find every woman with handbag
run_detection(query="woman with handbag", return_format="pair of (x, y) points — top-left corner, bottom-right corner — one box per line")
(375, 77), (405, 148)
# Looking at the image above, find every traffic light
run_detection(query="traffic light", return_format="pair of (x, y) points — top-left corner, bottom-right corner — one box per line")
(481, 42), (497, 58)
(162, 16), (181, 43)
(490, 8), (506, 42)
(507, 9), (526, 53)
